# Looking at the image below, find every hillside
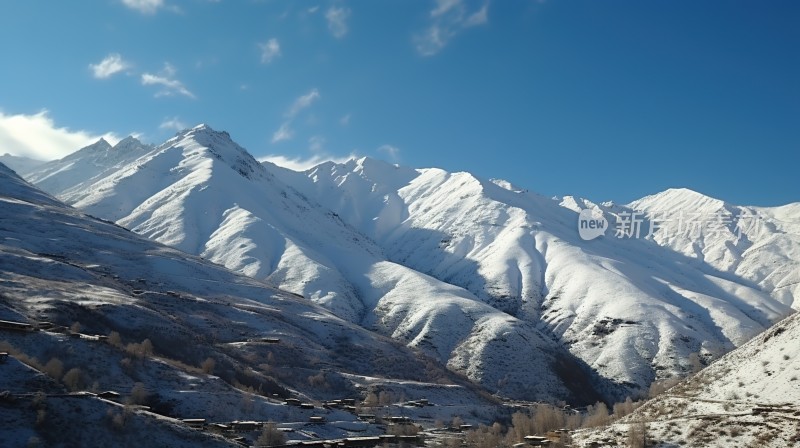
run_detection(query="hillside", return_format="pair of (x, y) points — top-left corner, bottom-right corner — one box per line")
(21, 124), (799, 403)
(571, 310), (800, 447)
(0, 161), (503, 446)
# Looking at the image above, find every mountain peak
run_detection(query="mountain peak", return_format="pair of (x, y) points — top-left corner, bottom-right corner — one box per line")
(112, 135), (151, 152)
(61, 138), (112, 161)
(629, 187), (728, 212)
(190, 123), (213, 133)
(167, 124), (265, 181)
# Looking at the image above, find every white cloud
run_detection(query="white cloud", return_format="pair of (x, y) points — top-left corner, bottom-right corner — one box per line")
(271, 122), (293, 143)
(259, 38), (281, 64)
(415, 0), (490, 56)
(159, 117), (187, 132)
(377, 144), (401, 162)
(141, 63), (195, 98)
(431, 0), (462, 17)
(464, 3), (489, 26)
(339, 113), (351, 126)
(0, 110), (120, 161)
(258, 153), (356, 172)
(287, 88), (320, 117)
(89, 53), (131, 79)
(271, 89), (321, 144)
(325, 6), (351, 39)
(121, 0), (164, 14)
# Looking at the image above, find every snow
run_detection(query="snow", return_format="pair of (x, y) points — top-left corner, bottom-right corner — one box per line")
(572, 310), (800, 447)
(0, 153), (45, 174)
(20, 124), (799, 404)
(0, 162), (502, 443)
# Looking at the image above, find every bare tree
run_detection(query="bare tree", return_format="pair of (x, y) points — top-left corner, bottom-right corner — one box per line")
(201, 357), (216, 374)
(255, 422), (286, 447)
(43, 358), (64, 381)
(627, 421), (647, 448)
(108, 331), (122, 347)
(582, 402), (610, 428)
(129, 382), (149, 405)
(62, 368), (84, 391)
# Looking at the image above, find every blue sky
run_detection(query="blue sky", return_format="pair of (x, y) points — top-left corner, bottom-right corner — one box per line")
(0, 0), (797, 206)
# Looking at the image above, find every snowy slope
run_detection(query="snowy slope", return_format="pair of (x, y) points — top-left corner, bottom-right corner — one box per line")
(0, 153), (45, 174)
(279, 157), (796, 397)
(21, 136), (154, 199)
(22, 125), (798, 402)
(17, 128), (596, 403)
(572, 310), (800, 447)
(627, 188), (800, 308)
(1, 161), (524, 444)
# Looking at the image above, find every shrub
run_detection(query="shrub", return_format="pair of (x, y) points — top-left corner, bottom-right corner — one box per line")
(200, 357), (216, 374)
(108, 331), (122, 347)
(43, 358), (64, 382)
(126, 339), (154, 358)
(129, 382), (149, 405)
(307, 372), (329, 389)
(63, 368), (84, 391)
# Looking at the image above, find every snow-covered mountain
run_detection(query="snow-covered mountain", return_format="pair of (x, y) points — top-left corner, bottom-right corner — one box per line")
(572, 310), (800, 447)
(0, 152), (45, 174)
(0, 161), (511, 445)
(22, 124), (799, 402)
(17, 125), (597, 403)
(20, 136), (154, 198)
(627, 188), (800, 307)
(276, 155), (797, 395)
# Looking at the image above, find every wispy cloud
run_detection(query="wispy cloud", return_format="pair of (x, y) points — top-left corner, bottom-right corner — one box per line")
(431, 0), (461, 17)
(271, 88), (321, 144)
(287, 88), (320, 117)
(0, 110), (120, 161)
(377, 144), (401, 162)
(159, 116), (187, 132)
(325, 6), (351, 39)
(89, 53), (131, 79)
(414, 0), (490, 56)
(141, 63), (195, 98)
(339, 113), (351, 126)
(259, 38), (281, 64)
(121, 0), (164, 14)
(271, 122), (294, 143)
(258, 153), (356, 172)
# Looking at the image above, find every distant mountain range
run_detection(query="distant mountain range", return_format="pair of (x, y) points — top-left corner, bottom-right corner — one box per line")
(11, 124), (799, 403)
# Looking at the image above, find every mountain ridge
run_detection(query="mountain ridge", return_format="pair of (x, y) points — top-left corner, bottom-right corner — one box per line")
(19, 124), (798, 403)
